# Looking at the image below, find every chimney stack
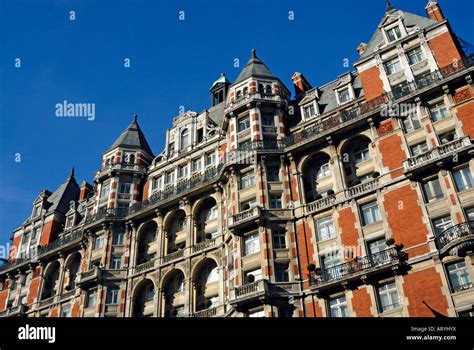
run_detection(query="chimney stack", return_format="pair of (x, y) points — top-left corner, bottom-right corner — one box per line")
(425, 1), (445, 21)
(291, 72), (312, 96)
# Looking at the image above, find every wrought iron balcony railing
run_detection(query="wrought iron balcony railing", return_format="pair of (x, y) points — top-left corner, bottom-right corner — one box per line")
(311, 248), (406, 290)
(37, 230), (84, 257)
(435, 221), (474, 253)
(85, 207), (129, 225)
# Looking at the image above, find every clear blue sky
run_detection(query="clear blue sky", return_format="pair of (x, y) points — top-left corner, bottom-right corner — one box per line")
(0, 0), (472, 248)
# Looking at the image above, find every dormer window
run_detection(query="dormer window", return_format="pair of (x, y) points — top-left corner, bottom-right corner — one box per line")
(338, 88), (352, 104)
(258, 84), (264, 93)
(66, 216), (74, 228)
(303, 104), (316, 120)
(384, 57), (402, 76)
(180, 129), (190, 149)
(33, 205), (41, 217)
(386, 25), (402, 43)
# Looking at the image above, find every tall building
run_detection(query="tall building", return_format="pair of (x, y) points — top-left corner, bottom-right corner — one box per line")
(1, 1), (473, 318)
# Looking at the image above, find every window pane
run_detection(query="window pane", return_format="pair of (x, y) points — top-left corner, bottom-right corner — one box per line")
(453, 167), (473, 192)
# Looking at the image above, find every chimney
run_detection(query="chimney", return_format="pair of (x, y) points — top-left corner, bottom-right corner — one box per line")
(357, 43), (368, 56)
(425, 1), (445, 21)
(291, 72), (312, 96)
(79, 181), (93, 201)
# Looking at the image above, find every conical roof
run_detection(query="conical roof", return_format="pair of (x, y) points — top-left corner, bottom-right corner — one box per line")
(108, 115), (153, 156)
(234, 49), (275, 84)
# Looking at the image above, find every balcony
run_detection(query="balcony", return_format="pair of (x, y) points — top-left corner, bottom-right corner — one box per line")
(192, 238), (217, 254)
(133, 258), (157, 275)
(403, 136), (472, 176)
(310, 248), (407, 296)
(285, 54), (474, 150)
(225, 92), (287, 114)
(128, 164), (223, 217)
(77, 267), (102, 289)
(305, 195), (337, 215)
(85, 208), (129, 225)
(162, 249), (185, 264)
(344, 178), (380, 201)
(0, 303), (27, 317)
(228, 206), (262, 232)
(95, 162), (147, 180)
(435, 221), (474, 258)
(193, 307), (217, 318)
(37, 230), (84, 258)
(37, 295), (57, 308)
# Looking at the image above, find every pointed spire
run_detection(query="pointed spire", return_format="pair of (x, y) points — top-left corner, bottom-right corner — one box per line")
(251, 48), (257, 58)
(69, 166), (75, 178)
(133, 114), (138, 124)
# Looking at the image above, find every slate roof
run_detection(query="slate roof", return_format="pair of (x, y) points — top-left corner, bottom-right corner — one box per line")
(234, 49), (276, 84)
(45, 170), (80, 215)
(359, 7), (439, 60)
(108, 115), (154, 156)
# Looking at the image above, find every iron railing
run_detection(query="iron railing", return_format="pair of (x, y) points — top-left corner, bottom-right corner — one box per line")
(435, 221), (474, 251)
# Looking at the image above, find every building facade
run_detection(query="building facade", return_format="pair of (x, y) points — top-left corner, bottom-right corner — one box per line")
(1, 1), (473, 318)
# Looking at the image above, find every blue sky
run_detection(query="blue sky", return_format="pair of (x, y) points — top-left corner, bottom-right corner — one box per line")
(0, 0), (472, 248)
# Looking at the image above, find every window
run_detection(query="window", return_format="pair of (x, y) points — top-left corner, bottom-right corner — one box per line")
(410, 142), (429, 156)
(316, 217), (335, 241)
(118, 183), (131, 194)
(432, 216), (453, 237)
(386, 26), (402, 43)
(152, 176), (161, 191)
(453, 166), (473, 192)
(178, 164), (188, 178)
(269, 194), (282, 209)
(33, 205), (41, 217)
(106, 287), (119, 305)
(353, 144), (370, 164)
(244, 233), (260, 256)
(422, 177), (444, 202)
(429, 103), (449, 122)
(329, 296), (348, 317)
(180, 129), (190, 149)
(377, 282), (400, 312)
(94, 236), (104, 250)
(275, 264), (289, 282)
(322, 251), (342, 280)
(124, 153), (135, 164)
(265, 85), (272, 94)
(384, 57), (402, 75)
(100, 184), (110, 198)
(32, 227), (40, 241)
(303, 104), (316, 119)
(459, 309), (474, 317)
(369, 238), (387, 255)
(439, 130), (457, 145)
(86, 290), (97, 308)
(110, 256), (122, 270)
(113, 229), (125, 245)
(192, 158), (202, 172)
(407, 47), (425, 65)
(240, 172), (256, 189)
(177, 217), (187, 231)
(246, 268), (262, 281)
(447, 261), (472, 292)
(240, 198), (257, 211)
(316, 162), (330, 179)
(206, 205), (218, 221)
(338, 88), (351, 104)
(168, 142), (175, 156)
(402, 111), (421, 132)
(360, 201), (382, 226)
(61, 306), (71, 317)
(206, 152), (216, 166)
(165, 171), (175, 184)
(197, 128), (204, 143)
(146, 286), (155, 302)
(267, 165), (279, 182)
(238, 117), (250, 132)
(261, 114), (275, 126)
(272, 229), (287, 249)
(248, 310), (265, 318)
(465, 207), (474, 221)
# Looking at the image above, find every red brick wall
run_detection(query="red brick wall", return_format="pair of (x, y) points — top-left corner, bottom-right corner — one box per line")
(142, 180), (150, 201)
(378, 134), (405, 179)
(50, 308), (59, 317)
(352, 287), (373, 317)
(0, 290), (8, 310)
(455, 99), (474, 137)
(297, 220), (314, 289)
(384, 185), (429, 257)
(9, 235), (21, 260)
(403, 267), (448, 317)
(428, 32), (462, 68)
(39, 220), (62, 246)
(27, 277), (41, 305)
(71, 300), (81, 317)
(338, 207), (359, 248)
(305, 299), (323, 317)
(359, 66), (385, 100)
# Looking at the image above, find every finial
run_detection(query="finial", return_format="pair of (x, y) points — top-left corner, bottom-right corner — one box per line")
(220, 72), (225, 77)
(251, 49), (256, 58)
(386, 0), (394, 12)
(133, 114), (138, 123)
(70, 166), (75, 178)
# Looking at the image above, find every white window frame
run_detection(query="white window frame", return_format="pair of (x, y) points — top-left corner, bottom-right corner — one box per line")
(377, 282), (400, 312)
(244, 233), (260, 256)
(316, 217), (336, 241)
(329, 296), (348, 317)
(453, 166), (473, 192)
(361, 201), (382, 226)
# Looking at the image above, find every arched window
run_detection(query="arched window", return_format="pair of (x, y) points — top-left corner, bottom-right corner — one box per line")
(353, 144), (370, 164)
(243, 87), (248, 95)
(181, 129), (190, 149)
(236, 90), (242, 99)
(258, 84), (264, 93)
(206, 266), (219, 284)
(265, 85), (272, 94)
